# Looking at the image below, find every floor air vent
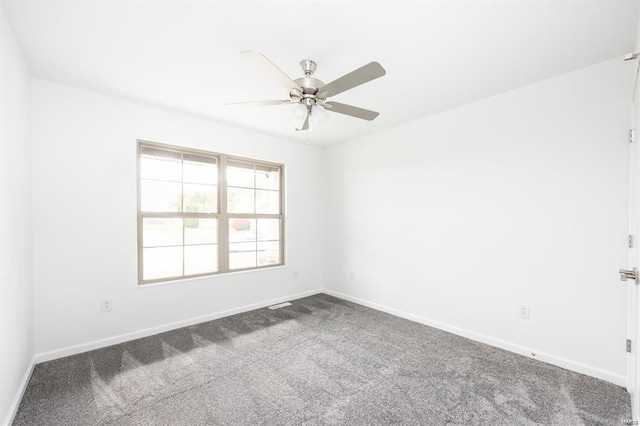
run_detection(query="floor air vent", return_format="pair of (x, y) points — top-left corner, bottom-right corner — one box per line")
(268, 302), (292, 310)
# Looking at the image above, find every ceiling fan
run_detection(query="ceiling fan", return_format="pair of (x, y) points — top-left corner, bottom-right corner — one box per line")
(228, 51), (386, 131)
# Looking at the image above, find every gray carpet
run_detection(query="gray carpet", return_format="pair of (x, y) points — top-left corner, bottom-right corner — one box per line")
(14, 293), (631, 425)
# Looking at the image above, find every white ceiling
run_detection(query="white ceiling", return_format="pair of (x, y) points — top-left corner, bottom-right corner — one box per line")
(3, 0), (638, 145)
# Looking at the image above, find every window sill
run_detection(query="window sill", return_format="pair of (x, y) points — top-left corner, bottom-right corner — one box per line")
(137, 264), (287, 289)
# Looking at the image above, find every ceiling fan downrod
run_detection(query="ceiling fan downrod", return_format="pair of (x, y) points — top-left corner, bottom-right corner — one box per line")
(300, 59), (317, 76)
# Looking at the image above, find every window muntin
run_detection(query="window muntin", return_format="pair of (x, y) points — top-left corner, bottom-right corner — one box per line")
(138, 141), (283, 284)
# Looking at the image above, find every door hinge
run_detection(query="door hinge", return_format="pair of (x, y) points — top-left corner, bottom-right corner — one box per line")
(629, 235), (634, 248)
(630, 129), (636, 143)
(627, 339), (632, 353)
(620, 267), (639, 284)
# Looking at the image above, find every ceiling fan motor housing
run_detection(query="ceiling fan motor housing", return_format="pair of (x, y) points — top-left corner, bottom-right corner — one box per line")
(292, 59), (325, 106)
(294, 77), (324, 96)
(292, 77), (325, 108)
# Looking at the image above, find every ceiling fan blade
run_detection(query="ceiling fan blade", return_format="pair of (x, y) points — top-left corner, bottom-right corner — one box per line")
(296, 113), (310, 131)
(241, 51), (302, 91)
(324, 101), (379, 121)
(318, 62), (386, 97)
(226, 100), (292, 106)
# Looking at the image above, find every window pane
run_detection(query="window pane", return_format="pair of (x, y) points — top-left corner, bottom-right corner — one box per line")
(184, 155), (217, 185)
(141, 180), (182, 212)
(229, 242), (256, 269)
(184, 218), (217, 245)
(143, 246), (183, 280)
(256, 190), (280, 214)
(227, 161), (254, 188)
(140, 148), (181, 181)
(185, 244), (218, 275)
(255, 165), (280, 190)
(229, 219), (256, 242)
(228, 187), (255, 213)
(257, 219), (279, 241)
(184, 184), (217, 213)
(143, 218), (183, 247)
(258, 241), (280, 266)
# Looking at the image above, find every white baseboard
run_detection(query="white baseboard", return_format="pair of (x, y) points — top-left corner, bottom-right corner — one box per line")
(2, 356), (35, 426)
(323, 289), (626, 387)
(34, 288), (323, 364)
(28, 286), (627, 389)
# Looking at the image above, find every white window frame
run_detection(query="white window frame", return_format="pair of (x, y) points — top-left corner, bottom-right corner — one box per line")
(137, 140), (284, 285)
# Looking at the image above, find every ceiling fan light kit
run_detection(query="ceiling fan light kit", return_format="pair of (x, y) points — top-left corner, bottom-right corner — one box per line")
(228, 51), (386, 132)
(293, 103), (307, 119)
(311, 104), (328, 125)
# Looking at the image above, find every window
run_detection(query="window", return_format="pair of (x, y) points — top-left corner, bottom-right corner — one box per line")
(138, 141), (283, 284)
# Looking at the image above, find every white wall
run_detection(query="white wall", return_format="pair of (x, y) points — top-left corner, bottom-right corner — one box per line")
(30, 79), (323, 358)
(0, 6), (33, 426)
(323, 57), (633, 384)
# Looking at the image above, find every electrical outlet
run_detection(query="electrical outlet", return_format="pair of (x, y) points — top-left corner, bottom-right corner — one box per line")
(519, 304), (530, 319)
(101, 299), (112, 313)
(349, 271), (355, 280)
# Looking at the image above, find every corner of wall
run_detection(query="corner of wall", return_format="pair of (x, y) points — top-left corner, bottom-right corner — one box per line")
(0, 5), (35, 425)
